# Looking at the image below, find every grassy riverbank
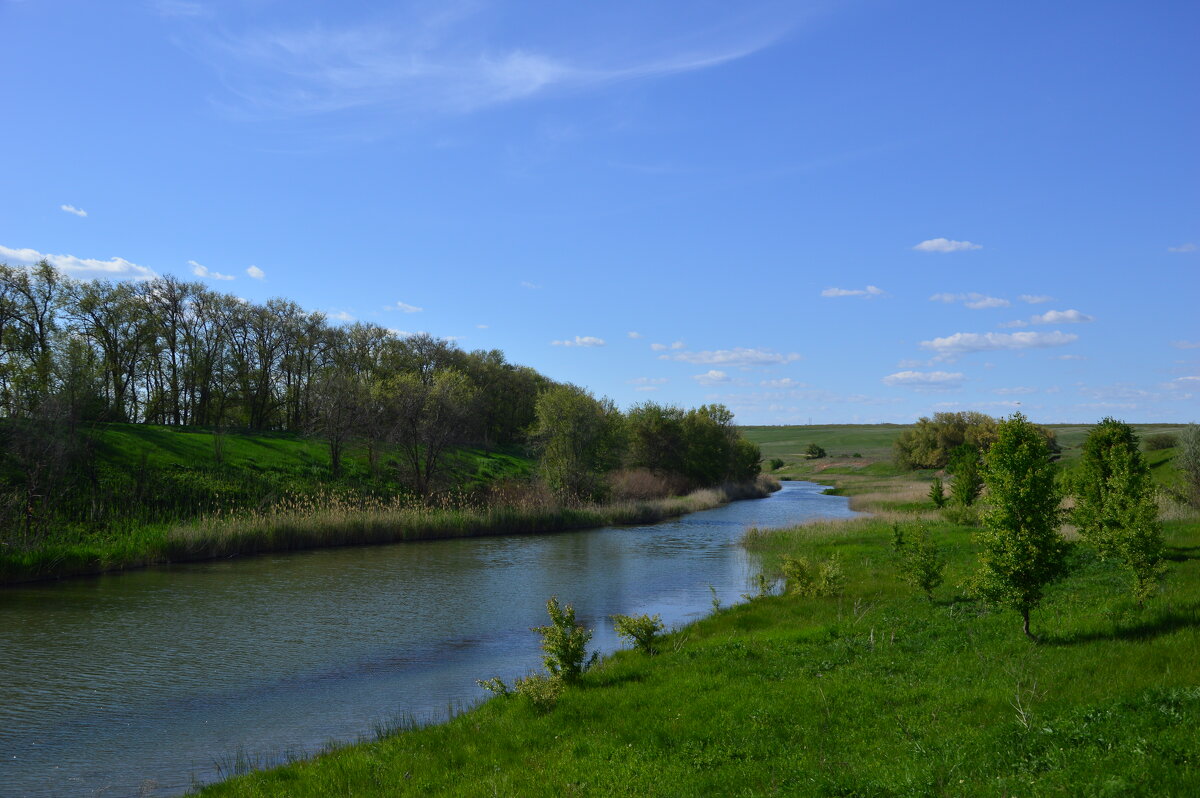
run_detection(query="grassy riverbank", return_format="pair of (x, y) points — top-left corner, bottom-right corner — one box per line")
(197, 423), (1199, 796)
(0, 475), (781, 585)
(200, 506), (1200, 797)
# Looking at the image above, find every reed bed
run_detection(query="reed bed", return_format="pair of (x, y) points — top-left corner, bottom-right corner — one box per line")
(1, 474), (781, 584)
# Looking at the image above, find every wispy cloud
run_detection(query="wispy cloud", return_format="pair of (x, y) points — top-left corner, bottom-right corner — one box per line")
(552, 335), (605, 347)
(627, 331), (643, 339)
(649, 340), (686, 351)
(994, 386), (1037, 395)
(760, 378), (804, 388)
(881, 370), (964, 390)
(520, 281), (540, 289)
(0, 244), (156, 280)
(1173, 341), (1200, 350)
(1019, 294), (1053, 304)
(920, 330), (1078, 357)
(327, 309), (355, 322)
(821, 285), (884, 298)
(150, 0), (209, 17)
(189, 259), (235, 280)
(913, 238), (982, 253)
(929, 292), (1009, 309)
(395, 301), (423, 313)
(60, 204), (88, 218)
(662, 347), (801, 368)
(1167, 243), (1197, 253)
(1031, 309), (1093, 325)
(693, 370), (730, 385)
(193, 7), (785, 118)
(476, 323), (489, 329)
(246, 265), (266, 280)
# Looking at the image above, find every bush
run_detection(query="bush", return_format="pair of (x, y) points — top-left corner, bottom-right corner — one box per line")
(476, 672), (564, 713)
(805, 443), (827, 459)
(768, 458), (785, 471)
(781, 553), (845, 597)
(1143, 433), (1177, 451)
(893, 524), (946, 601)
(532, 596), (595, 683)
(929, 477), (946, 508)
(611, 613), (665, 655)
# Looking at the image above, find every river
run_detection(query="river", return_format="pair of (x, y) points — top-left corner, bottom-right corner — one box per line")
(0, 481), (855, 797)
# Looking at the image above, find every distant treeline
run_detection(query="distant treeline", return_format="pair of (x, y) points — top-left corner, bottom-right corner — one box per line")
(0, 260), (763, 550)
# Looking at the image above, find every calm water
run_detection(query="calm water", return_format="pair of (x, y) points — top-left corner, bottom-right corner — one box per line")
(0, 481), (855, 797)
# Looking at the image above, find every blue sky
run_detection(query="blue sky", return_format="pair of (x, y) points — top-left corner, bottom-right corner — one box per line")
(2, 0), (1197, 424)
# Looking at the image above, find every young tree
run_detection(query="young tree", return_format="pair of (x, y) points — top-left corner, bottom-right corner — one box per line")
(1074, 418), (1164, 602)
(975, 412), (1068, 639)
(929, 476), (947, 508)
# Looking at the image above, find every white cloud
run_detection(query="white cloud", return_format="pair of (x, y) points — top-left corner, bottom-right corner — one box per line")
(520, 281), (540, 289)
(649, 340), (685, 352)
(994, 386), (1037, 395)
(552, 335), (605, 347)
(60, 204), (88, 217)
(662, 347), (801, 368)
(246, 265), (266, 280)
(821, 285), (884, 298)
(693, 370), (730, 385)
(1031, 309), (1093, 324)
(395, 301), (423, 313)
(760, 378), (804, 388)
(1172, 340), (1200, 349)
(627, 331), (643, 339)
(929, 292), (1009, 309)
(327, 310), (355, 322)
(197, 11), (783, 118)
(920, 330), (1078, 357)
(0, 243), (156, 280)
(881, 370), (964, 390)
(1019, 294), (1053, 304)
(189, 259), (235, 280)
(476, 324), (489, 329)
(1167, 243), (1197, 253)
(998, 319), (1029, 328)
(913, 238), (982, 253)
(628, 377), (668, 386)
(1055, 354), (1086, 361)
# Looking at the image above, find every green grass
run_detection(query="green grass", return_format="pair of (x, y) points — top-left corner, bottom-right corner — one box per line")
(199, 513), (1200, 797)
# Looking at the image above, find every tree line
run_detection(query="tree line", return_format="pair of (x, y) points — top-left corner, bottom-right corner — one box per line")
(0, 260), (763, 547)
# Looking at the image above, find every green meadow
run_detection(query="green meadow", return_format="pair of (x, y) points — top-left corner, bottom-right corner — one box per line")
(199, 423), (1200, 798)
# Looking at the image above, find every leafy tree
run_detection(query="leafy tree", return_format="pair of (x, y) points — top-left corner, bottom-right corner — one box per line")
(893, 411), (1000, 469)
(974, 413), (1068, 639)
(531, 384), (625, 502)
(805, 442), (826, 459)
(1074, 419), (1164, 603)
(376, 368), (478, 497)
(625, 402), (687, 476)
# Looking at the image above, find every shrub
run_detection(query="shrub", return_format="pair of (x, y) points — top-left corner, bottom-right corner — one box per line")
(894, 524), (946, 601)
(768, 458), (785, 471)
(477, 672), (564, 713)
(929, 477), (947, 508)
(611, 613), (665, 655)
(805, 443), (827, 459)
(781, 553), (845, 597)
(948, 444), (983, 507)
(1143, 433), (1177, 451)
(532, 596), (595, 683)
(1179, 424), (1200, 506)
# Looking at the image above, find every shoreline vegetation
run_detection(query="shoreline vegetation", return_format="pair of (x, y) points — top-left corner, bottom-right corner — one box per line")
(0, 474), (781, 586)
(197, 421), (1199, 797)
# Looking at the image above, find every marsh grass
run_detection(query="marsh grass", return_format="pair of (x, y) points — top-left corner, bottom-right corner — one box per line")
(1, 474), (781, 584)
(198, 511), (1200, 798)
